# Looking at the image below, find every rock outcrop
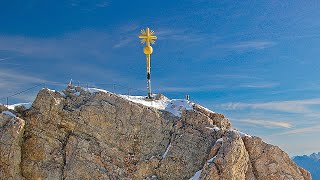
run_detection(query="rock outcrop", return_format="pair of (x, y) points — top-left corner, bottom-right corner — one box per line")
(0, 87), (311, 179)
(0, 107), (25, 179)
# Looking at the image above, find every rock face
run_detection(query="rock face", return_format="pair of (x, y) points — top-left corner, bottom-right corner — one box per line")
(0, 87), (311, 180)
(0, 108), (25, 179)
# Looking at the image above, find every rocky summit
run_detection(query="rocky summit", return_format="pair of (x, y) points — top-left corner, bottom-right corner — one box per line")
(0, 87), (312, 180)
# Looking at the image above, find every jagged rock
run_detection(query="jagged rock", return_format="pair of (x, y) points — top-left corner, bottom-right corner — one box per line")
(200, 130), (254, 180)
(242, 136), (311, 180)
(0, 110), (25, 179)
(157, 126), (214, 179)
(0, 105), (7, 112)
(0, 87), (311, 179)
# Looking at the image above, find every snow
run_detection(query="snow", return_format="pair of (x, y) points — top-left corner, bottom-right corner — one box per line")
(206, 126), (220, 132)
(45, 88), (61, 105)
(74, 87), (194, 117)
(162, 143), (172, 159)
(1, 111), (16, 118)
(44, 88), (56, 92)
(197, 104), (215, 114)
(45, 86), (194, 117)
(207, 155), (217, 163)
(7, 103), (32, 110)
(232, 129), (252, 138)
(120, 95), (169, 110)
(59, 91), (66, 97)
(74, 92), (80, 96)
(189, 169), (202, 180)
(165, 99), (193, 117)
(216, 138), (223, 142)
(121, 95), (193, 117)
(85, 87), (110, 94)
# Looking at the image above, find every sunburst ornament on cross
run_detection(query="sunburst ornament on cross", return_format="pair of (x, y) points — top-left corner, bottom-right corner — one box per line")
(139, 27), (157, 99)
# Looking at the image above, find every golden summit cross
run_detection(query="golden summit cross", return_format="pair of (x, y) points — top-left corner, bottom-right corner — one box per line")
(139, 28), (157, 46)
(138, 27), (157, 99)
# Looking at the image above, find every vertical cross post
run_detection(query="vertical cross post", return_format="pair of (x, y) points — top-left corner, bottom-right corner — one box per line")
(146, 54), (151, 98)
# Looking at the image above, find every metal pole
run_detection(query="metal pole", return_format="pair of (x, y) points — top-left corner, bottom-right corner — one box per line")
(146, 54), (152, 99)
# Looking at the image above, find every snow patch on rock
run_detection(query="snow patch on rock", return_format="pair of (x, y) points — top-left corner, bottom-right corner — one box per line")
(85, 87), (110, 94)
(189, 169), (202, 180)
(207, 155), (217, 164)
(1, 111), (16, 118)
(74, 92), (80, 96)
(121, 95), (194, 117)
(7, 103), (32, 110)
(232, 129), (252, 138)
(206, 126), (220, 132)
(162, 143), (172, 159)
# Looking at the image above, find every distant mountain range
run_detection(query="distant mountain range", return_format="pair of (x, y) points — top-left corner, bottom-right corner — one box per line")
(293, 152), (320, 180)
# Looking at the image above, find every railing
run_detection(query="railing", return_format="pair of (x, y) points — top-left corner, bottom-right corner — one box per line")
(0, 81), (148, 107)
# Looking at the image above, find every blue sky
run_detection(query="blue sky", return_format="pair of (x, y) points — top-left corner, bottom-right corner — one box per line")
(1, 0), (320, 155)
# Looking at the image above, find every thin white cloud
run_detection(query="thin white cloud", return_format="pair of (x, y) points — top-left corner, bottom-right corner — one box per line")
(237, 119), (293, 128)
(238, 82), (278, 88)
(0, 30), (113, 60)
(276, 125), (320, 135)
(156, 28), (214, 43)
(0, 68), (47, 103)
(0, 26), (146, 60)
(233, 41), (275, 49)
(217, 40), (276, 51)
(70, 0), (109, 8)
(157, 84), (226, 92)
(113, 38), (134, 48)
(208, 74), (261, 80)
(158, 81), (277, 92)
(0, 69), (45, 86)
(219, 98), (320, 116)
(95, 1), (109, 7)
(0, 57), (14, 62)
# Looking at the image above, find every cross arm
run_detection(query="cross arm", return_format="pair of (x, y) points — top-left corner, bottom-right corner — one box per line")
(139, 35), (148, 39)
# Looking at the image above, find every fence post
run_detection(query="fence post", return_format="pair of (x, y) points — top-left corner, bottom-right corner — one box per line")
(6, 97), (8, 107)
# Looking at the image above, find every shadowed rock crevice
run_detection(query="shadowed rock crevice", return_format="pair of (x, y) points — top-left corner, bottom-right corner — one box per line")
(60, 131), (71, 180)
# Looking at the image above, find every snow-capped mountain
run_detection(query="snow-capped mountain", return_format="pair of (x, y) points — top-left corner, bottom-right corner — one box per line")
(293, 152), (320, 180)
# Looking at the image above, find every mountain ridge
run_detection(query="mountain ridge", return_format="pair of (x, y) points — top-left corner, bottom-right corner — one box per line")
(293, 152), (320, 180)
(0, 86), (311, 179)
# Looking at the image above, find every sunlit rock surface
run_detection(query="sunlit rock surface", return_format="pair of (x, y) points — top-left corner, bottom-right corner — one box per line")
(0, 87), (311, 179)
